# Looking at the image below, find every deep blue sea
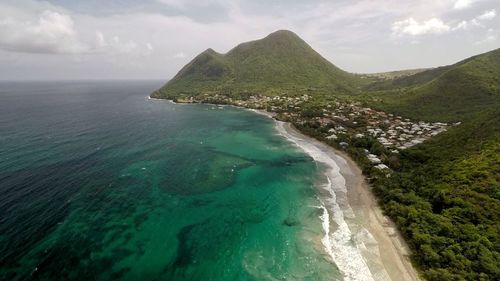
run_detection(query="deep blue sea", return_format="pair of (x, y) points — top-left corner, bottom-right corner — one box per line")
(0, 81), (339, 280)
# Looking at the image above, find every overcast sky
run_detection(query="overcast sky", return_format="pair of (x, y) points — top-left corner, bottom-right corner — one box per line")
(1, 0), (499, 80)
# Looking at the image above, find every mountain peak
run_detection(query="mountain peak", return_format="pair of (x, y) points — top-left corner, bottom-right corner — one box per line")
(265, 29), (299, 39)
(261, 29), (305, 45)
(154, 30), (362, 98)
(202, 48), (218, 55)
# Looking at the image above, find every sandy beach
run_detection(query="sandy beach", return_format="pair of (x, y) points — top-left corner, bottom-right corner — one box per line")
(275, 121), (420, 281)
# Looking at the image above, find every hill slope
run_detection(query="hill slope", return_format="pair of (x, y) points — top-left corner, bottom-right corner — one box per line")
(362, 48), (500, 122)
(373, 106), (500, 280)
(359, 49), (500, 280)
(152, 30), (365, 99)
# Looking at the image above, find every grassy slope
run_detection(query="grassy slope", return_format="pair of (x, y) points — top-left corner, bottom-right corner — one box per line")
(152, 30), (368, 98)
(154, 48), (234, 96)
(362, 48), (500, 122)
(223, 30), (362, 93)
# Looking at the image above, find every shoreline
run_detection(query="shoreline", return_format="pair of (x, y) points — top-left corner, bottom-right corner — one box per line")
(276, 121), (420, 281)
(148, 97), (420, 280)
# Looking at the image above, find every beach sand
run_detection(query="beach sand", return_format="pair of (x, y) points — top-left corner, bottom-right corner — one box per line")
(276, 121), (420, 281)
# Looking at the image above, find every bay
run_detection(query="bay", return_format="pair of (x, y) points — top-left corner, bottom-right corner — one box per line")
(0, 81), (339, 281)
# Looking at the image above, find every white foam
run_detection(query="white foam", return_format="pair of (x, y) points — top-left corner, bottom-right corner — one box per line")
(275, 121), (376, 281)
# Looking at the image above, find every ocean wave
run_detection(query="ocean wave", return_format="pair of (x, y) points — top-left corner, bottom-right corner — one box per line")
(275, 121), (376, 281)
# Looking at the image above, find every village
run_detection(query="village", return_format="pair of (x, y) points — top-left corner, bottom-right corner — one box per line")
(176, 93), (452, 171)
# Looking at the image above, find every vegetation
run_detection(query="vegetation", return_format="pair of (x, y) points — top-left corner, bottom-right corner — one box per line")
(357, 49), (500, 280)
(372, 108), (500, 280)
(359, 49), (500, 280)
(153, 30), (500, 280)
(152, 30), (371, 99)
(361, 48), (500, 122)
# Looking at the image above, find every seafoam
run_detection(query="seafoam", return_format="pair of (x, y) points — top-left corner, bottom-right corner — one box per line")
(275, 121), (376, 281)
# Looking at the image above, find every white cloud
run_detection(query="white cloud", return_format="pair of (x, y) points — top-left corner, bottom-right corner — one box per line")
(475, 34), (497, 44)
(156, 0), (186, 9)
(470, 19), (483, 26)
(453, 18), (483, 30)
(452, 9), (496, 30)
(453, 0), (477, 10)
(92, 33), (153, 56)
(0, 10), (87, 54)
(392, 18), (450, 36)
(477, 9), (496, 20)
(477, 28), (499, 44)
(453, 20), (469, 30)
(0, 1), (154, 56)
(95, 31), (107, 48)
(173, 52), (186, 58)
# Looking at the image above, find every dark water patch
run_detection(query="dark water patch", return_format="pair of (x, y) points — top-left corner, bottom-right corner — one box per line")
(159, 149), (253, 195)
(172, 223), (200, 268)
(266, 155), (312, 167)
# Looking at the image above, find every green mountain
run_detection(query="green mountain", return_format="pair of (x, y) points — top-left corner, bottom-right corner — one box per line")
(152, 30), (365, 99)
(362, 48), (500, 122)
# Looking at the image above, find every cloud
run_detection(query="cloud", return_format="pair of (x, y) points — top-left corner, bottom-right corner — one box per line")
(477, 9), (496, 20)
(0, 10), (88, 54)
(475, 29), (498, 44)
(95, 31), (107, 48)
(453, 18), (482, 30)
(156, 0), (185, 9)
(172, 52), (186, 58)
(392, 18), (450, 36)
(453, 0), (477, 10)
(1, 0), (500, 79)
(452, 9), (496, 30)
(0, 1), (154, 56)
(91, 32), (153, 56)
(454, 20), (469, 30)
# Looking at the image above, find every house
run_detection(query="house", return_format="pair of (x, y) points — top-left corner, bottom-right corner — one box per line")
(326, 134), (338, 140)
(367, 154), (382, 164)
(375, 164), (389, 170)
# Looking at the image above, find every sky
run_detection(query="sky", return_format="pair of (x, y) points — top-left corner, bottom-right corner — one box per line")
(0, 0), (499, 80)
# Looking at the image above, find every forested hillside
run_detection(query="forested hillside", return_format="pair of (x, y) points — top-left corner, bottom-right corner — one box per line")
(371, 107), (499, 280)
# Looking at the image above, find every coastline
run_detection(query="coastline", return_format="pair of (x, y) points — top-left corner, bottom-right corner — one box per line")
(276, 121), (420, 281)
(148, 97), (420, 280)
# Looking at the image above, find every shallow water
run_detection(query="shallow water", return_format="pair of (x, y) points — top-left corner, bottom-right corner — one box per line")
(0, 81), (339, 281)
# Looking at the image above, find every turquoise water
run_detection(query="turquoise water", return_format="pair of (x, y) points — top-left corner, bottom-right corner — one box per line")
(0, 81), (339, 280)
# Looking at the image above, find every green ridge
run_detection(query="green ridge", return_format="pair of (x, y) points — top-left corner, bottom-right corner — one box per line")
(362, 48), (500, 122)
(153, 30), (366, 98)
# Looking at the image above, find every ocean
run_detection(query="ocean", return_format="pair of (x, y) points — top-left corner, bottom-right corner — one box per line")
(0, 81), (343, 281)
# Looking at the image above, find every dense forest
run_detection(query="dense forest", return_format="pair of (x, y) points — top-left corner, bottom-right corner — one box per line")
(371, 109), (499, 280)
